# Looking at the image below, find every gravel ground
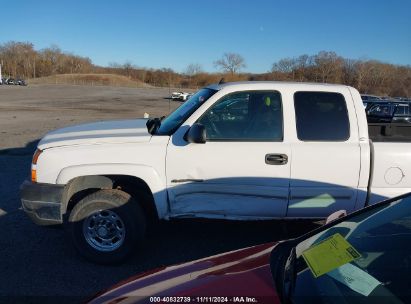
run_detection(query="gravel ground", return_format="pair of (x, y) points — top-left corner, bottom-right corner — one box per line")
(0, 84), (318, 303)
(0, 84), (182, 150)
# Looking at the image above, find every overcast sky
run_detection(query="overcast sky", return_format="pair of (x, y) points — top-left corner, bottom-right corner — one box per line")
(1, 0), (410, 73)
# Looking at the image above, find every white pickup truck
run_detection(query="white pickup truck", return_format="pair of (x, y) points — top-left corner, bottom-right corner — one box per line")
(20, 81), (411, 263)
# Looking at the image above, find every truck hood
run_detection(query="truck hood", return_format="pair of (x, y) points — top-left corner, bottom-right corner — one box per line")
(89, 242), (280, 304)
(38, 119), (151, 150)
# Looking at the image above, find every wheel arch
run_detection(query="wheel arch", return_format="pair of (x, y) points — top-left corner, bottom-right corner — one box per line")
(59, 164), (168, 220)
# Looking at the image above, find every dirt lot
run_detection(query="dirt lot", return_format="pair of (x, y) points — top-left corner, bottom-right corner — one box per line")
(0, 84), (318, 303)
(0, 84), (181, 151)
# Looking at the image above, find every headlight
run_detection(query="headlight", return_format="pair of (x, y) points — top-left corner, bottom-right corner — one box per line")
(31, 149), (42, 182)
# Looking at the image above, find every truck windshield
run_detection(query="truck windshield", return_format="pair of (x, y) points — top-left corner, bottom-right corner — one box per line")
(288, 195), (411, 303)
(155, 88), (217, 135)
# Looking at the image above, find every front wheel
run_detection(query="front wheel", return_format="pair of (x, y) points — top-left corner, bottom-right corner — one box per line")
(66, 189), (146, 264)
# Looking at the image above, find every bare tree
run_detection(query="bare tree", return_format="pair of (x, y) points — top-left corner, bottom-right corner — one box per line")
(1, 40), (410, 96)
(185, 63), (203, 87)
(314, 51), (344, 83)
(38, 45), (63, 76)
(342, 58), (358, 87)
(271, 58), (297, 80)
(271, 55), (313, 81)
(0, 41), (20, 77)
(295, 54), (312, 81)
(123, 61), (133, 78)
(185, 63), (203, 76)
(0, 41), (36, 78)
(270, 51), (411, 96)
(214, 53), (246, 75)
(271, 58), (295, 74)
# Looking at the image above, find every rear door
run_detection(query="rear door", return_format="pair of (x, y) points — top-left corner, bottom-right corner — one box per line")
(288, 90), (361, 217)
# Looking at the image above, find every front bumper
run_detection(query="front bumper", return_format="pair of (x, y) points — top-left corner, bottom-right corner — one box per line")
(20, 180), (64, 225)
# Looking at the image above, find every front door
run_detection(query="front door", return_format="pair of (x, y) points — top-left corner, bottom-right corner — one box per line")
(166, 90), (291, 219)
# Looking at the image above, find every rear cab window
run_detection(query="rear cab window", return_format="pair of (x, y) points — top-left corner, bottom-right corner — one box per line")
(294, 92), (350, 141)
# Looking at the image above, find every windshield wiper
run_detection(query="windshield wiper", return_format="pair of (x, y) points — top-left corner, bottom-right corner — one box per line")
(283, 248), (297, 303)
(270, 240), (298, 304)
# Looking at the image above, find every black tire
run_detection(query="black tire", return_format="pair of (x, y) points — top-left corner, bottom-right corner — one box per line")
(66, 189), (146, 264)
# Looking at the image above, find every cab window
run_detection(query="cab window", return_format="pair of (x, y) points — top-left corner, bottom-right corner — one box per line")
(294, 92), (350, 141)
(197, 91), (283, 141)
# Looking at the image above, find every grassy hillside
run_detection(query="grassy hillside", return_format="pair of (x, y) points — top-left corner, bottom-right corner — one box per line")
(29, 73), (152, 88)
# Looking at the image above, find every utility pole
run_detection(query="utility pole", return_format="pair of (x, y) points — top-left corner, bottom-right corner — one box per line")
(0, 63), (2, 84)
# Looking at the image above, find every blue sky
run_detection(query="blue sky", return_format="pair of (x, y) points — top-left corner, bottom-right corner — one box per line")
(1, 0), (410, 73)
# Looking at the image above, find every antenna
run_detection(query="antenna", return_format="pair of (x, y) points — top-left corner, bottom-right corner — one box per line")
(218, 78), (225, 85)
(168, 71), (171, 114)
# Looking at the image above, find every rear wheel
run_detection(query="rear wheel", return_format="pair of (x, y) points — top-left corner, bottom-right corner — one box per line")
(66, 189), (145, 264)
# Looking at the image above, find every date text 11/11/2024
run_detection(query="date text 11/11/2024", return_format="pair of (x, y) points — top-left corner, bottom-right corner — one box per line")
(149, 297), (259, 303)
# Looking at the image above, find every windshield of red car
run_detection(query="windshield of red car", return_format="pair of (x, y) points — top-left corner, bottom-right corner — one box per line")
(290, 195), (411, 303)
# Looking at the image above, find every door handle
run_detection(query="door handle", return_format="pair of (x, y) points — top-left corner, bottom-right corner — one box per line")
(265, 154), (288, 165)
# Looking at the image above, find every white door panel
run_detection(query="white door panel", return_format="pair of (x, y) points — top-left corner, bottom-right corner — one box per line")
(288, 89), (361, 217)
(288, 186), (357, 218)
(169, 183), (288, 217)
(289, 142), (361, 217)
(290, 143), (361, 186)
(167, 141), (291, 218)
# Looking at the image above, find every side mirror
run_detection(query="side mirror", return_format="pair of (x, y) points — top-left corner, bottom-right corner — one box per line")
(185, 123), (206, 144)
(325, 209), (347, 225)
(146, 118), (161, 134)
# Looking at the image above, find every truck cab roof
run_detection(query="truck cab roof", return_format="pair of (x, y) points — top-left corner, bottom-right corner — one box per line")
(206, 81), (353, 91)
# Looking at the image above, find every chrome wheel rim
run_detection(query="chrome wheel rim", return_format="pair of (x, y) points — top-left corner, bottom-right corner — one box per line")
(82, 209), (125, 252)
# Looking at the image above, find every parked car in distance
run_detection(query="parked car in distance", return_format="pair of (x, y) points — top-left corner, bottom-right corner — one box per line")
(361, 94), (381, 101)
(89, 192), (411, 304)
(362, 94), (382, 108)
(15, 78), (27, 86)
(171, 91), (192, 101)
(366, 101), (411, 124)
(171, 91), (182, 100)
(0, 78), (27, 86)
(6, 78), (15, 85)
(393, 97), (411, 102)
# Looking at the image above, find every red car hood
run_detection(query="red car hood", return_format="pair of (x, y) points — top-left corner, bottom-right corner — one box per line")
(89, 242), (281, 304)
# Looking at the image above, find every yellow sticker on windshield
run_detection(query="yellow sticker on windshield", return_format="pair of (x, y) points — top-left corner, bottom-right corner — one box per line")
(302, 233), (361, 278)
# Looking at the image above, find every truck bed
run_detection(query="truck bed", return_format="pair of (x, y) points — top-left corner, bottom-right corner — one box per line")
(368, 123), (411, 142)
(369, 122), (411, 204)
